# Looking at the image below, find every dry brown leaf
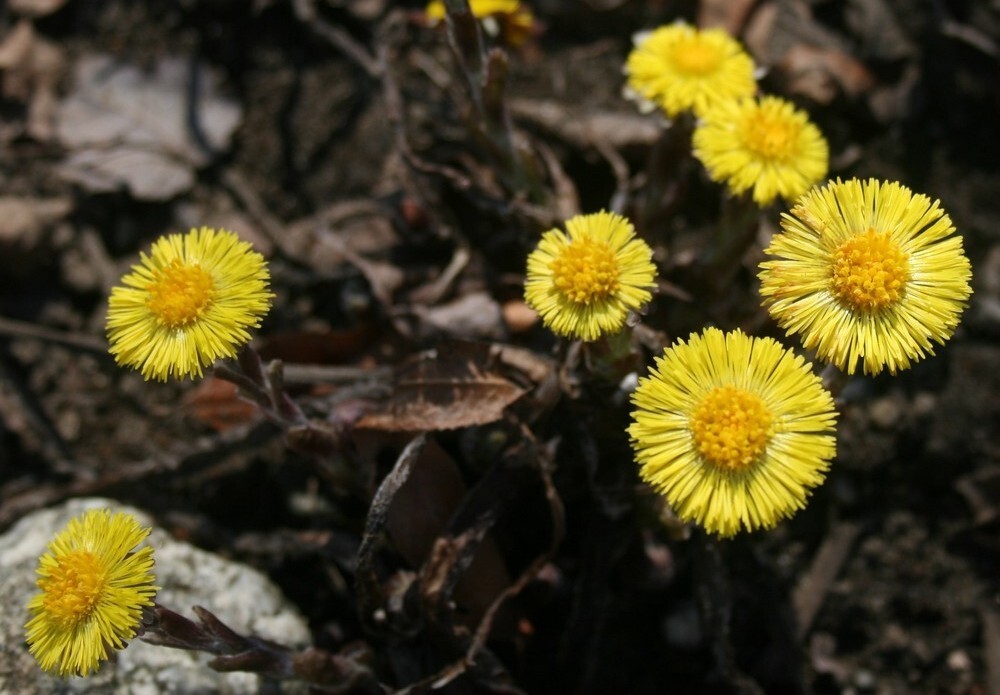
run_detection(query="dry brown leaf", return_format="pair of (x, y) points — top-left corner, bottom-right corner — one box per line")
(698, 0), (759, 35)
(10, 0), (69, 17)
(257, 325), (376, 365)
(55, 54), (241, 199)
(0, 22), (35, 94)
(281, 200), (399, 269)
(417, 291), (506, 341)
(509, 98), (662, 151)
(0, 196), (71, 278)
(743, 1), (778, 62)
(501, 299), (538, 334)
(386, 438), (513, 630)
(776, 44), (874, 103)
(386, 439), (467, 569)
(0, 19), (64, 140)
(357, 341), (525, 432)
(0, 196), (71, 245)
(182, 377), (261, 432)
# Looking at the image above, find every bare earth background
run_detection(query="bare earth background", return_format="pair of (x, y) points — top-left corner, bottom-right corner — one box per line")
(0, 1), (998, 693)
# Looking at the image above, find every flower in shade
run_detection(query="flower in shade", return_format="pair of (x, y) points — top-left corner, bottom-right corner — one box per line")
(524, 211), (656, 341)
(629, 328), (837, 538)
(106, 227), (272, 381)
(425, 0), (536, 46)
(25, 509), (158, 676)
(758, 178), (973, 375)
(693, 95), (829, 206)
(624, 22), (756, 118)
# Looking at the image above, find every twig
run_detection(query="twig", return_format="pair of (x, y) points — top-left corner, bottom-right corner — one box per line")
(0, 420), (276, 530)
(983, 609), (1000, 695)
(376, 12), (475, 190)
(292, 0), (382, 77)
(792, 522), (861, 639)
(0, 349), (79, 474)
(0, 315), (107, 354)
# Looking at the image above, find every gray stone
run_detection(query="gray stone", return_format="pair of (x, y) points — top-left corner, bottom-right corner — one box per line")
(0, 498), (311, 694)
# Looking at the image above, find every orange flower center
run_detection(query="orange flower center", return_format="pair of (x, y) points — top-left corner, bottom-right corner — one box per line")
(146, 260), (216, 328)
(40, 550), (107, 628)
(741, 109), (800, 160)
(690, 386), (773, 471)
(550, 238), (620, 305)
(671, 37), (722, 75)
(830, 228), (909, 312)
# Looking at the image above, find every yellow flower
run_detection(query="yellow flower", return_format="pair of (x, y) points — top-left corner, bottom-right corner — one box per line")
(106, 227), (272, 381)
(425, 0), (536, 46)
(693, 95), (829, 206)
(25, 509), (158, 676)
(629, 328), (837, 538)
(524, 211), (656, 341)
(759, 179), (973, 375)
(625, 22), (756, 118)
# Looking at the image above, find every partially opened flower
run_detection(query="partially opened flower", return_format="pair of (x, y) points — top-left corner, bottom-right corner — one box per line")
(425, 0), (536, 46)
(524, 211), (656, 341)
(693, 95), (829, 206)
(759, 179), (973, 375)
(625, 22), (756, 118)
(25, 509), (158, 676)
(106, 227), (272, 381)
(629, 328), (837, 538)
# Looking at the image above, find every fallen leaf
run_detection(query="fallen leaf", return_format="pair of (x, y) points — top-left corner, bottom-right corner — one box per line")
(257, 326), (376, 365)
(10, 0), (69, 17)
(357, 341), (525, 432)
(501, 299), (538, 334)
(55, 54), (242, 199)
(0, 196), (71, 245)
(776, 44), (874, 103)
(417, 291), (506, 340)
(509, 98), (662, 150)
(386, 438), (513, 631)
(698, 0), (759, 35)
(0, 196), (71, 279)
(0, 19), (64, 140)
(183, 377), (261, 432)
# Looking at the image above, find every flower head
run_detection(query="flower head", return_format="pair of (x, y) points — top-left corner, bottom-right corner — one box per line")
(625, 22), (756, 118)
(758, 179), (973, 375)
(425, 0), (536, 46)
(106, 227), (272, 381)
(25, 509), (158, 676)
(524, 211), (656, 341)
(629, 328), (837, 538)
(693, 95), (829, 206)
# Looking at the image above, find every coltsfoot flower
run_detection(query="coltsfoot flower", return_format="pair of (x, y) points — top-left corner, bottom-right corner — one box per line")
(625, 22), (756, 118)
(759, 179), (973, 375)
(693, 95), (829, 206)
(425, 0), (536, 46)
(629, 328), (837, 538)
(106, 227), (272, 381)
(524, 211), (656, 341)
(25, 509), (158, 676)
